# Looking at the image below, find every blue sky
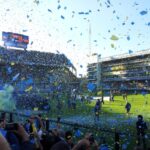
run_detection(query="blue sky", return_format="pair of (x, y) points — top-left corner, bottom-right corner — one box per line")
(0, 0), (150, 76)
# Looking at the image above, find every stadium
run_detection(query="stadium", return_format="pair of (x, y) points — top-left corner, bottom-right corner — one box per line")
(0, 0), (150, 149)
(0, 36), (150, 149)
(87, 49), (150, 95)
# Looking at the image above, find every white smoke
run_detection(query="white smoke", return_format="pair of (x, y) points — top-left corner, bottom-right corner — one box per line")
(0, 84), (16, 111)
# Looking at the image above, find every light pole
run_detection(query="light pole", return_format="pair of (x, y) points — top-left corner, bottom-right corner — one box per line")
(97, 54), (101, 88)
(97, 54), (104, 101)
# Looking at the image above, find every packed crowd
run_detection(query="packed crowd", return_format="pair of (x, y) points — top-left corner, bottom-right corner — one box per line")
(0, 47), (70, 67)
(103, 81), (150, 91)
(0, 47), (78, 111)
(15, 95), (50, 111)
(0, 112), (149, 150)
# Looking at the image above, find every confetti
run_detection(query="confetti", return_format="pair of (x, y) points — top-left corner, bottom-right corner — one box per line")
(127, 36), (130, 40)
(61, 15), (65, 19)
(128, 50), (133, 54)
(140, 10), (148, 15)
(87, 83), (96, 91)
(48, 9), (52, 13)
(12, 73), (20, 81)
(57, 5), (61, 9)
(110, 35), (119, 40)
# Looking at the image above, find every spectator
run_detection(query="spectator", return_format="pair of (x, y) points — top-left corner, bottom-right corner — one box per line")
(65, 130), (74, 149)
(136, 115), (148, 149)
(72, 139), (90, 150)
(0, 134), (11, 150)
(125, 102), (131, 115)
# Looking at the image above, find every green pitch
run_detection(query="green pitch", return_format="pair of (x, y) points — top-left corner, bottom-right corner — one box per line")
(54, 94), (150, 119)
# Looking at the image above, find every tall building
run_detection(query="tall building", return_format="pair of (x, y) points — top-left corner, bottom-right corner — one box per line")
(87, 49), (150, 95)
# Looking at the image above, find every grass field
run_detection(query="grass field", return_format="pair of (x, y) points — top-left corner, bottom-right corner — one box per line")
(48, 94), (150, 119)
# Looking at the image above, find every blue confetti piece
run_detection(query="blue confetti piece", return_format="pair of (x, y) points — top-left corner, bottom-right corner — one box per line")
(107, 0), (111, 5)
(116, 16), (120, 20)
(26, 78), (33, 85)
(127, 36), (130, 41)
(85, 12), (89, 15)
(48, 9), (52, 13)
(0, 129), (7, 137)
(78, 12), (84, 15)
(0, 86), (3, 91)
(128, 50), (133, 54)
(67, 40), (72, 43)
(113, 10), (116, 14)
(22, 29), (28, 32)
(64, 6), (67, 10)
(25, 110), (31, 116)
(141, 90), (147, 96)
(61, 15), (65, 19)
(67, 60), (72, 66)
(57, 5), (61, 9)
(75, 129), (82, 137)
(87, 83), (96, 92)
(122, 22), (125, 25)
(131, 22), (135, 25)
(140, 10), (148, 15)
(147, 22), (150, 26)
(12, 73), (20, 81)
(7, 66), (12, 74)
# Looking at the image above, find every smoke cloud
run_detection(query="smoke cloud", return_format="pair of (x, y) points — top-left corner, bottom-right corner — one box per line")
(0, 84), (16, 111)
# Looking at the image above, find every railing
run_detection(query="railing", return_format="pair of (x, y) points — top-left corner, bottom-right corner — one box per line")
(0, 110), (129, 150)
(1, 110), (150, 149)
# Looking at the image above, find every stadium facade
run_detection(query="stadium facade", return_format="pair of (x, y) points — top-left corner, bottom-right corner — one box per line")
(87, 49), (150, 95)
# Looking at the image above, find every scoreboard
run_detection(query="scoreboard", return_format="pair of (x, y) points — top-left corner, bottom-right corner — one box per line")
(2, 32), (29, 50)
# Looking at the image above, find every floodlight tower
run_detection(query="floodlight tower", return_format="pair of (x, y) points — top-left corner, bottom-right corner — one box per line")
(88, 20), (92, 59)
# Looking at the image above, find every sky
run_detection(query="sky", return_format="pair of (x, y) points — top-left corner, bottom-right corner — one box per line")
(0, 0), (150, 76)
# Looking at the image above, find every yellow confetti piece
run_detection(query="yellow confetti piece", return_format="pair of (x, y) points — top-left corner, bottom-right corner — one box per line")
(25, 86), (33, 92)
(11, 62), (15, 66)
(110, 35), (119, 41)
(34, 107), (38, 111)
(54, 82), (58, 86)
(111, 43), (115, 48)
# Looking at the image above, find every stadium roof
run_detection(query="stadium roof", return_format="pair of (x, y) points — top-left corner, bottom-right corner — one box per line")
(101, 49), (150, 63)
